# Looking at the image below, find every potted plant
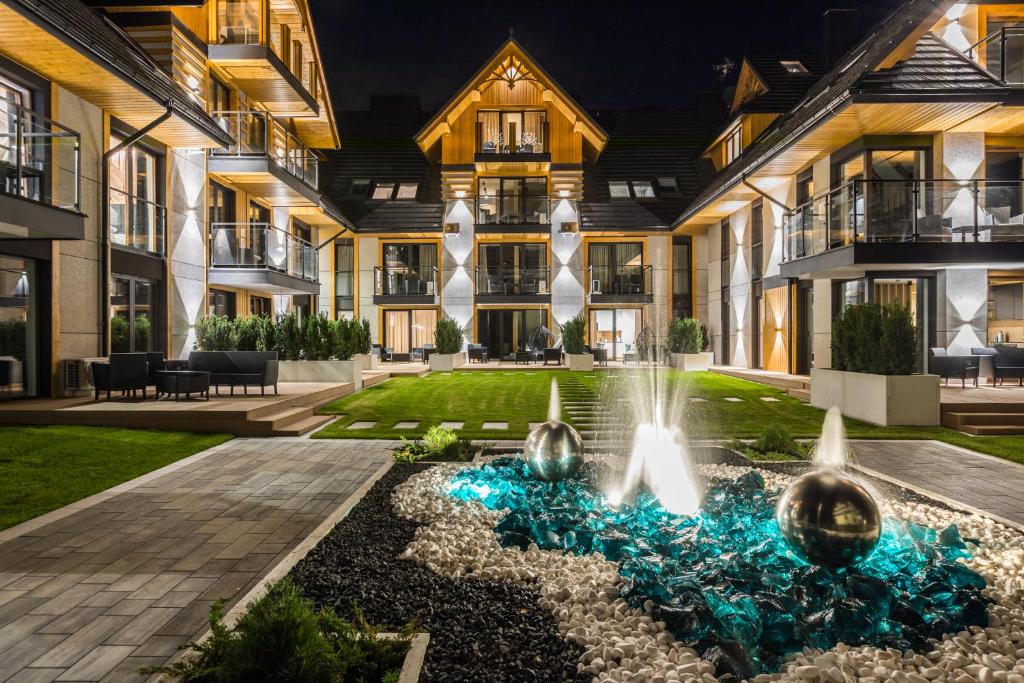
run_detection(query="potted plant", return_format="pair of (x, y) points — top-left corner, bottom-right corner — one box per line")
(278, 313), (364, 387)
(811, 302), (938, 426)
(560, 314), (592, 371)
(428, 316), (466, 371)
(669, 317), (712, 371)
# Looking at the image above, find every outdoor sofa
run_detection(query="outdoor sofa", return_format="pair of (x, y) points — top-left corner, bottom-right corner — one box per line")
(187, 351), (279, 395)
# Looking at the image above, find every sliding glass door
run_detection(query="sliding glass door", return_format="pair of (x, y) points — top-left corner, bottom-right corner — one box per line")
(477, 309), (546, 360)
(589, 308), (642, 360)
(0, 255), (36, 398)
(384, 309), (437, 354)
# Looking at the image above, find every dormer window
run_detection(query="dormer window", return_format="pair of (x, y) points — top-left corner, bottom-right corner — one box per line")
(371, 182), (394, 200)
(725, 124), (743, 165)
(631, 181), (655, 199)
(609, 180), (657, 200)
(780, 60), (809, 74)
(396, 183), (418, 199)
(608, 181), (631, 198)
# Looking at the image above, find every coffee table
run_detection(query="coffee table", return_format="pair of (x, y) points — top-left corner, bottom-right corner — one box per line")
(155, 370), (211, 401)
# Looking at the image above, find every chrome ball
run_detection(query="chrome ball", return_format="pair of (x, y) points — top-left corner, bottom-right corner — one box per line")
(524, 420), (585, 482)
(775, 470), (882, 569)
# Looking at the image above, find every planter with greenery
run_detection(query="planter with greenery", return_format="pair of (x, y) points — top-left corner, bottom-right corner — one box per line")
(559, 314), (592, 371)
(428, 317), (466, 371)
(811, 302), (938, 426)
(146, 578), (423, 683)
(668, 317), (712, 371)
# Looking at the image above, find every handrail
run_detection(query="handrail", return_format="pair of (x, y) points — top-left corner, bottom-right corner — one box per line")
(210, 109), (318, 189)
(373, 265), (439, 296)
(108, 187), (166, 255)
(209, 221), (318, 282)
(475, 265), (551, 295)
(587, 264), (653, 295)
(963, 26), (1024, 83)
(475, 195), (551, 225)
(0, 99), (81, 211)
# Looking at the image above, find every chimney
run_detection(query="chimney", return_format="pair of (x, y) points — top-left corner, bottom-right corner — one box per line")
(823, 8), (859, 69)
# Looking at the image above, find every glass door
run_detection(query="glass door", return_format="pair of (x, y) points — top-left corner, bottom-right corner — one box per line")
(384, 309), (438, 354)
(477, 309), (545, 359)
(0, 255), (36, 398)
(111, 274), (157, 353)
(589, 308), (642, 360)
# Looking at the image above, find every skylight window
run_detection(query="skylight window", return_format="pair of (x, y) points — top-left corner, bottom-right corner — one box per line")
(371, 183), (394, 200)
(631, 181), (656, 199)
(349, 179), (370, 196)
(780, 60), (809, 74)
(608, 181), (631, 198)
(657, 177), (679, 193)
(396, 183), (418, 199)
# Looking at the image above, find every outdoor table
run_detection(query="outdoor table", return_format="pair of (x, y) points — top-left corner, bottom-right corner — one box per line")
(155, 370), (211, 401)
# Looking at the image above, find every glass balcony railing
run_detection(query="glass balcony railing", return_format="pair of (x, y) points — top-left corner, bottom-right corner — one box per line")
(475, 120), (549, 154)
(373, 266), (438, 297)
(476, 195), (550, 225)
(588, 264), (653, 296)
(965, 27), (1024, 86)
(475, 266), (550, 295)
(0, 100), (80, 212)
(783, 179), (1024, 261)
(209, 222), (318, 282)
(211, 110), (318, 190)
(109, 188), (166, 255)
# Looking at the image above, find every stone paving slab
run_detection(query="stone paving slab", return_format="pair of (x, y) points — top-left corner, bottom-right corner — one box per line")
(848, 440), (1024, 528)
(0, 438), (392, 682)
(393, 421), (419, 430)
(482, 422), (509, 430)
(439, 422), (464, 429)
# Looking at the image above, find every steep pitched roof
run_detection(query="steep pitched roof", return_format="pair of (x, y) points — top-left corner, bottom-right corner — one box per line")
(854, 32), (1005, 93)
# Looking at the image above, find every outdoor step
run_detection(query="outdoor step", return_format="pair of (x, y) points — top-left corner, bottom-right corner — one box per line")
(959, 423), (1024, 436)
(271, 414), (335, 437)
(941, 402), (1024, 414)
(244, 406), (317, 435)
(788, 388), (810, 401)
(943, 411), (1024, 427)
(362, 372), (391, 388)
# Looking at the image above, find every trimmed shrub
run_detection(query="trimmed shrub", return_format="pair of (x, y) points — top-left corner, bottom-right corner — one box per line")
(832, 302), (917, 375)
(559, 314), (586, 355)
(302, 313), (333, 361)
(277, 312), (303, 361)
(433, 317), (463, 355)
(192, 314), (373, 361)
(668, 318), (704, 354)
(195, 315), (235, 352)
(753, 424), (798, 456)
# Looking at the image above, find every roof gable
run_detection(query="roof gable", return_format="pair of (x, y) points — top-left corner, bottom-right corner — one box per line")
(414, 37), (608, 154)
(730, 59), (770, 113)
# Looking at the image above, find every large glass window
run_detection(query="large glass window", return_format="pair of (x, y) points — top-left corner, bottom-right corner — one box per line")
(672, 238), (692, 320)
(335, 238), (354, 315)
(477, 243), (548, 295)
(109, 134), (164, 255)
(217, 0), (261, 44)
(209, 288), (236, 318)
(477, 110), (546, 153)
(751, 201), (763, 282)
(380, 243), (437, 295)
(477, 177), (548, 225)
(989, 274), (1024, 345)
(384, 309), (437, 354)
(589, 308), (643, 360)
(0, 255), (37, 398)
(111, 275), (157, 353)
(477, 308), (546, 360)
(725, 124), (743, 165)
(588, 242), (644, 295)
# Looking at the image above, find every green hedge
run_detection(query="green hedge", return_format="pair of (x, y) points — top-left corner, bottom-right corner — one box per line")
(668, 317), (704, 354)
(831, 302), (917, 375)
(195, 313), (372, 361)
(433, 317), (463, 355)
(559, 314), (586, 355)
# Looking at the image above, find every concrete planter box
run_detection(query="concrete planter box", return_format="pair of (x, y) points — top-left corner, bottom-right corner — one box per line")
(671, 352), (714, 371)
(567, 353), (594, 371)
(428, 352), (466, 372)
(381, 632), (430, 682)
(810, 368), (939, 426)
(278, 360), (363, 390)
(354, 353), (378, 371)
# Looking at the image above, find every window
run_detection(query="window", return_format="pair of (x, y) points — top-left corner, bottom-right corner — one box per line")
(380, 243), (437, 295)
(631, 181), (656, 199)
(796, 170), (814, 204)
(0, 255), (38, 398)
(335, 238), (354, 312)
(672, 238), (692, 320)
(477, 243), (548, 295)
(780, 60), (809, 74)
(720, 220), (731, 289)
(477, 110), (546, 153)
(109, 133), (165, 255)
(349, 178), (370, 196)
(725, 125), (743, 165)
(477, 177), (548, 224)
(209, 76), (230, 115)
(608, 181), (631, 199)
(371, 182), (394, 200)
(111, 275), (159, 353)
(396, 183), (418, 199)
(209, 289), (236, 317)
(248, 201), (270, 225)
(658, 177), (679, 193)
(209, 181), (235, 227)
(751, 200), (763, 282)
(588, 242), (645, 295)
(251, 296), (272, 317)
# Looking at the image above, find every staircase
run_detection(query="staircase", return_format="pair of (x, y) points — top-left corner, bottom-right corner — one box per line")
(711, 367), (811, 401)
(942, 402), (1024, 435)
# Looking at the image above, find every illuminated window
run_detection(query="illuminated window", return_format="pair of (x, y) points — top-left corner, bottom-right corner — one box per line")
(396, 183), (418, 199)
(631, 181), (656, 199)
(658, 177), (679, 193)
(608, 181), (630, 198)
(725, 125), (743, 165)
(371, 182), (394, 200)
(780, 60), (809, 74)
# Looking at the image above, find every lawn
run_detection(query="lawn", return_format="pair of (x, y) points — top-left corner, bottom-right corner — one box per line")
(0, 426), (232, 531)
(315, 369), (1024, 466)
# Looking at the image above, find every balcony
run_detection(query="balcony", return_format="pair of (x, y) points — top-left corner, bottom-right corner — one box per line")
(475, 196), (551, 233)
(588, 265), (653, 303)
(966, 27), (1024, 86)
(208, 110), (319, 206)
(109, 189), (166, 256)
(781, 179), (1024, 276)
(208, 0), (319, 116)
(0, 101), (84, 240)
(208, 223), (319, 295)
(475, 266), (551, 303)
(474, 119), (550, 169)
(373, 266), (439, 304)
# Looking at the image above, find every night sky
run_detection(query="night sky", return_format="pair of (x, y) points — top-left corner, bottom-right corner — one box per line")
(310, 0), (902, 113)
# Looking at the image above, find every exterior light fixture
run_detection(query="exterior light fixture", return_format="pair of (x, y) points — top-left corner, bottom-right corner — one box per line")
(559, 190), (569, 198)
(444, 222), (462, 236)
(559, 221), (579, 234)
(455, 190), (466, 199)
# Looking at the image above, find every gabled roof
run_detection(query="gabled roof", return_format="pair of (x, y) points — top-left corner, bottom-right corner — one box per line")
(355, 202), (444, 232)
(414, 37), (608, 154)
(580, 201), (666, 232)
(853, 32), (1005, 93)
(733, 55), (827, 114)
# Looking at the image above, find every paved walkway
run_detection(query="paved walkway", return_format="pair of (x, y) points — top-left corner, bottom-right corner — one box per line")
(849, 440), (1024, 528)
(0, 438), (392, 682)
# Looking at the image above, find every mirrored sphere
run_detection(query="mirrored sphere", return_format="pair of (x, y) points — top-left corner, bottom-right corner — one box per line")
(524, 420), (584, 482)
(775, 470), (882, 569)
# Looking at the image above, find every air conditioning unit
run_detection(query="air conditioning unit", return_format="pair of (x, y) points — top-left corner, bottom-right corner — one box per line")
(60, 358), (103, 397)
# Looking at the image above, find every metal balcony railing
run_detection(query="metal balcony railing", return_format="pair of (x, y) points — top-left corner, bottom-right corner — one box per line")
(588, 264), (653, 296)
(476, 195), (550, 225)
(475, 266), (550, 295)
(374, 266), (438, 297)
(109, 188), (166, 255)
(965, 27), (1024, 85)
(0, 100), (80, 211)
(783, 179), (1024, 261)
(209, 222), (318, 282)
(211, 110), (318, 190)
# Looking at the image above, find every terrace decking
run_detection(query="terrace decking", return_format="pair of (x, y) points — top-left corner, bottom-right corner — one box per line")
(0, 372), (392, 437)
(940, 384), (1024, 435)
(710, 366), (811, 401)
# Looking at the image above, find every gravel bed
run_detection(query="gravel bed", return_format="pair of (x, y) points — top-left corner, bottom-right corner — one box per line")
(290, 463), (586, 683)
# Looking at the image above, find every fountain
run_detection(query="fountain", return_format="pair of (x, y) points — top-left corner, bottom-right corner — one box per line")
(523, 381), (584, 482)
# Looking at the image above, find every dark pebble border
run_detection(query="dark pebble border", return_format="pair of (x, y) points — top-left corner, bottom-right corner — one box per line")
(290, 463), (588, 683)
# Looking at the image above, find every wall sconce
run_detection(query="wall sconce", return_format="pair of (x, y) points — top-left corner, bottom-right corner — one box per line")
(559, 221), (579, 234)
(444, 222), (462, 236)
(455, 190), (466, 199)
(559, 190), (569, 198)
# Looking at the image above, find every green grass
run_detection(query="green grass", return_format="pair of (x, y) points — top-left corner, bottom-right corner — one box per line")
(0, 426), (232, 531)
(315, 371), (558, 439)
(314, 369), (1024, 467)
